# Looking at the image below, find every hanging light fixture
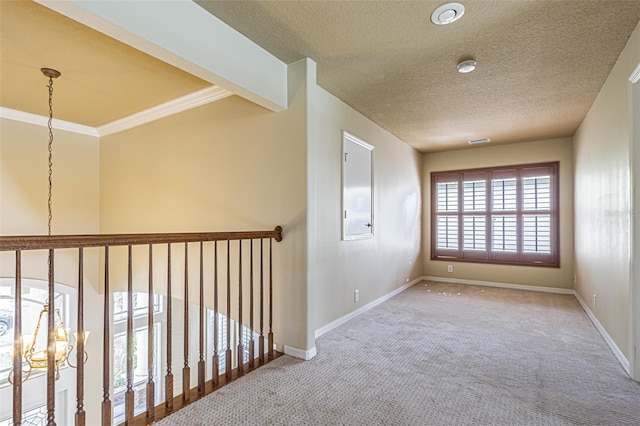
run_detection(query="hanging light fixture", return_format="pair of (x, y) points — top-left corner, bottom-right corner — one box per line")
(9, 68), (89, 383)
(10, 301), (89, 382)
(18, 303), (86, 380)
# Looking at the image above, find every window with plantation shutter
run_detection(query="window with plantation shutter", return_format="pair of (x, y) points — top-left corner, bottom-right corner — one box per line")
(462, 178), (486, 252)
(435, 179), (458, 250)
(431, 162), (559, 267)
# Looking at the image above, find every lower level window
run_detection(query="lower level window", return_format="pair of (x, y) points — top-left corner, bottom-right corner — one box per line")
(0, 403), (47, 425)
(431, 162), (559, 267)
(112, 293), (162, 425)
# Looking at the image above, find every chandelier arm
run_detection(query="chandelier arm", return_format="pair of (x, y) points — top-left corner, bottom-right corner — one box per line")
(27, 306), (47, 357)
(67, 345), (77, 369)
(8, 360), (33, 384)
(55, 308), (70, 341)
(24, 363), (33, 382)
(67, 344), (88, 369)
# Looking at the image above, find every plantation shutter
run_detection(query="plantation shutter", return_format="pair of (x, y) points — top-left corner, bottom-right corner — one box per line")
(433, 174), (460, 257)
(489, 169), (518, 262)
(462, 173), (488, 259)
(431, 162), (558, 267)
(520, 165), (557, 264)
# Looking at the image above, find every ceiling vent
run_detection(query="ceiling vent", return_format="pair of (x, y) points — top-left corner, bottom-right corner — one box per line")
(431, 3), (466, 25)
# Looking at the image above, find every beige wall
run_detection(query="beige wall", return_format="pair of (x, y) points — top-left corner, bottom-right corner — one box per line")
(574, 23), (640, 359)
(0, 117), (101, 287)
(0, 117), (104, 424)
(309, 83), (423, 333)
(422, 137), (574, 289)
(0, 119), (100, 236)
(99, 61), (309, 352)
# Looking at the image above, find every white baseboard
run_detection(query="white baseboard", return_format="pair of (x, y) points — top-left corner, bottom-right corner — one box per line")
(573, 292), (630, 375)
(284, 345), (317, 361)
(423, 276), (575, 295)
(314, 277), (423, 339)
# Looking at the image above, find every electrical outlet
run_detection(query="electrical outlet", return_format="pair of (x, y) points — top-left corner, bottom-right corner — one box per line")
(447, 264), (453, 273)
(592, 293), (597, 307)
(354, 289), (359, 303)
(573, 275), (577, 285)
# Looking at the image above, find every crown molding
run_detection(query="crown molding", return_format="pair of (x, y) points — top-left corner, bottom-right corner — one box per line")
(97, 85), (232, 136)
(0, 85), (232, 137)
(0, 107), (99, 137)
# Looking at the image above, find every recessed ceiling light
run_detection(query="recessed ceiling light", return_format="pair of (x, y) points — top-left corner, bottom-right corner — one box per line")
(468, 138), (491, 145)
(457, 59), (477, 73)
(431, 3), (466, 25)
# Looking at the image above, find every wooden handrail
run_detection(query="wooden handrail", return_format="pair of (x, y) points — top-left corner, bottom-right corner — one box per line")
(0, 227), (284, 251)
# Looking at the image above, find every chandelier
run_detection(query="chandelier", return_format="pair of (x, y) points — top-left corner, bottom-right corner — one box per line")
(9, 67), (88, 383)
(10, 302), (89, 382)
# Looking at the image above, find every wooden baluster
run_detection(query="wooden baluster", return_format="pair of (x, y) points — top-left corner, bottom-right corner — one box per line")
(147, 244), (155, 421)
(102, 247), (112, 426)
(225, 240), (232, 379)
(268, 238), (274, 359)
(212, 242), (219, 387)
(259, 239), (265, 365)
(13, 251), (22, 425)
(237, 240), (244, 376)
(125, 245), (134, 425)
(183, 243), (190, 403)
(76, 247), (86, 426)
(198, 241), (205, 394)
(249, 240), (255, 369)
(165, 244), (173, 411)
(47, 249), (55, 426)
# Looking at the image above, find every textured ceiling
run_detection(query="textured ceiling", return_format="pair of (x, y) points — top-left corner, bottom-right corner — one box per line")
(0, 0), (211, 127)
(196, 0), (640, 152)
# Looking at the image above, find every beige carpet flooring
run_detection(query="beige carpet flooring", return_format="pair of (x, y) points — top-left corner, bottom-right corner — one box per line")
(156, 281), (640, 425)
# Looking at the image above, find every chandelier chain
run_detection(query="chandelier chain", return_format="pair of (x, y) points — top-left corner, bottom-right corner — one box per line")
(47, 76), (54, 237)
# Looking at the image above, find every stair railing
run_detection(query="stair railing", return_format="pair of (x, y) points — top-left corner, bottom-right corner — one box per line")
(0, 226), (283, 426)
